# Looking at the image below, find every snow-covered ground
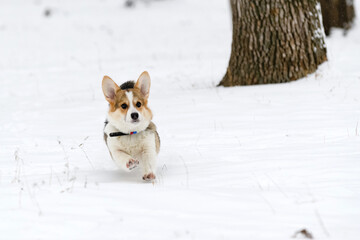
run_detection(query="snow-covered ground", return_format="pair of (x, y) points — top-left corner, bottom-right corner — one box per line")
(1, 0), (360, 239)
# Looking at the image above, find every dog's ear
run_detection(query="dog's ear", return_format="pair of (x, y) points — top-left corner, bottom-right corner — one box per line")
(135, 71), (151, 99)
(102, 76), (119, 103)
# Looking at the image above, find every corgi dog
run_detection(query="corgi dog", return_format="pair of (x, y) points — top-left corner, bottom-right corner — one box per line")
(102, 71), (160, 181)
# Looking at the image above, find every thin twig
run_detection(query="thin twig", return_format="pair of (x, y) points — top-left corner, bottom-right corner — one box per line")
(57, 138), (70, 181)
(266, 173), (288, 198)
(79, 136), (94, 169)
(80, 147), (94, 169)
(12, 149), (24, 183)
(314, 209), (330, 237)
(179, 156), (189, 188)
(68, 177), (76, 193)
(22, 172), (42, 216)
(55, 173), (63, 187)
(84, 176), (87, 188)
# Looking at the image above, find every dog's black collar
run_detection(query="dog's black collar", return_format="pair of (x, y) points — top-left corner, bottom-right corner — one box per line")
(109, 131), (138, 137)
(105, 119), (140, 137)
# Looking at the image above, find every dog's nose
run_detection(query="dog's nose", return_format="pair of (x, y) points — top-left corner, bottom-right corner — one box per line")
(131, 112), (139, 120)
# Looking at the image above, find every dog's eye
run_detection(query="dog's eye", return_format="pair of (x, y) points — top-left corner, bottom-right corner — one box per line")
(121, 104), (127, 109)
(136, 102), (141, 108)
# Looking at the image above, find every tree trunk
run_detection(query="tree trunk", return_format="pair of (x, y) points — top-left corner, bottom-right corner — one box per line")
(319, 0), (355, 36)
(219, 0), (328, 87)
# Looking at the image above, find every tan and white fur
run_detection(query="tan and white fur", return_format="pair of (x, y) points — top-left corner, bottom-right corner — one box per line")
(102, 71), (160, 181)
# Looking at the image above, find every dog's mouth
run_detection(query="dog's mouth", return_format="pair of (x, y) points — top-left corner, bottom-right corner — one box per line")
(131, 120), (140, 124)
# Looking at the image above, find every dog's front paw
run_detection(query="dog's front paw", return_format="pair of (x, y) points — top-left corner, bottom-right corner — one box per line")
(142, 173), (156, 182)
(126, 159), (139, 171)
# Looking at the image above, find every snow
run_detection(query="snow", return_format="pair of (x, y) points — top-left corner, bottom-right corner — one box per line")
(1, 0), (360, 239)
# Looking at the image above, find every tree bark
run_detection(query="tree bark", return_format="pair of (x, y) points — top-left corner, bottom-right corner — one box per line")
(319, 0), (355, 36)
(219, 0), (328, 87)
